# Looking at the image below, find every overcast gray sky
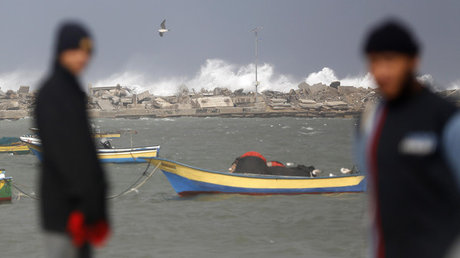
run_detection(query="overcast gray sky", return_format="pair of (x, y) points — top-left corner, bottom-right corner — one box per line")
(0, 0), (459, 92)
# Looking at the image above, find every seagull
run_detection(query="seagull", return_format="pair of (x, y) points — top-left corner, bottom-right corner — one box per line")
(311, 169), (322, 177)
(340, 168), (352, 174)
(158, 19), (169, 37)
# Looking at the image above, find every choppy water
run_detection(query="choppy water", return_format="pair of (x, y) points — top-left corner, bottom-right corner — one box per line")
(0, 117), (368, 258)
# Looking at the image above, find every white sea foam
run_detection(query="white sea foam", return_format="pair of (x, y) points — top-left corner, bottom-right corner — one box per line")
(94, 59), (296, 96)
(417, 74), (434, 86)
(1, 59), (458, 95)
(448, 80), (460, 90)
(305, 67), (376, 88)
(0, 70), (41, 91)
(94, 61), (380, 96)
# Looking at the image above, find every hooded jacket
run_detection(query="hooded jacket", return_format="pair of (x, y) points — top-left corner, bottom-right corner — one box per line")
(35, 62), (107, 232)
(356, 86), (460, 258)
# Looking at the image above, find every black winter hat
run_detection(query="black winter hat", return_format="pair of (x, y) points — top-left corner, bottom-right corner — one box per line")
(55, 21), (93, 56)
(363, 19), (420, 56)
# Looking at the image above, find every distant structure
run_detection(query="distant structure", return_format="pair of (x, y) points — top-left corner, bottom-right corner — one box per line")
(158, 19), (169, 37)
(251, 27), (262, 102)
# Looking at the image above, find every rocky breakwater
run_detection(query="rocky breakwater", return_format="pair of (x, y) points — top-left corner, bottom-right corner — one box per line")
(0, 86), (33, 119)
(264, 81), (380, 117)
(1, 82), (458, 120)
(86, 81), (381, 118)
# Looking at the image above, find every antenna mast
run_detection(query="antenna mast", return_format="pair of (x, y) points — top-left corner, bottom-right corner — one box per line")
(251, 27), (262, 103)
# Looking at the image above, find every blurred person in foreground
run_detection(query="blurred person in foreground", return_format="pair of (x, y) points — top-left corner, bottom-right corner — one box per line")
(355, 19), (460, 258)
(35, 22), (109, 258)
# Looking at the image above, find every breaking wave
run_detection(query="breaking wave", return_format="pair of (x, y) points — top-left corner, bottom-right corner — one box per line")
(305, 67), (376, 88)
(0, 70), (40, 92)
(1, 59), (458, 95)
(95, 60), (379, 96)
(448, 80), (460, 90)
(94, 59), (296, 96)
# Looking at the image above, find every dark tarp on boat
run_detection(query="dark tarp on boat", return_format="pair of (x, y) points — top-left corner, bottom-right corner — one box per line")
(234, 155), (315, 177)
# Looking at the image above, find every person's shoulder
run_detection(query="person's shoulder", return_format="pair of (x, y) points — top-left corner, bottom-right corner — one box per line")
(36, 74), (69, 110)
(421, 87), (459, 127)
(37, 77), (56, 100)
(422, 87), (457, 112)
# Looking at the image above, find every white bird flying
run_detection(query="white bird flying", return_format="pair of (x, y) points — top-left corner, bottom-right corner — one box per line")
(158, 19), (169, 37)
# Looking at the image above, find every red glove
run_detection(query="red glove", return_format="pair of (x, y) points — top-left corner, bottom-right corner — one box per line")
(67, 211), (110, 248)
(87, 220), (110, 247)
(67, 211), (86, 247)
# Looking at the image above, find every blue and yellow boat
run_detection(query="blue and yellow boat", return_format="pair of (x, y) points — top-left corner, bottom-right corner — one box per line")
(21, 136), (160, 163)
(146, 157), (366, 196)
(0, 137), (30, 155)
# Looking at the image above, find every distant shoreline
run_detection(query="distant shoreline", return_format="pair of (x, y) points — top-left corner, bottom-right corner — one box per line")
(2, 83), (458, 121)
(0, 108), (360, 120)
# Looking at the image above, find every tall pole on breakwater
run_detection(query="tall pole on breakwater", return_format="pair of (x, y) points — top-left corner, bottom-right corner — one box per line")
(252, 27), (262, 103)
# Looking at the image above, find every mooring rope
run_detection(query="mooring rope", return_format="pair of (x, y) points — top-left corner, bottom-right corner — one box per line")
(10, 161), (161, 201)
(12, 181), (39, 200)
(107, 161), (160, 199)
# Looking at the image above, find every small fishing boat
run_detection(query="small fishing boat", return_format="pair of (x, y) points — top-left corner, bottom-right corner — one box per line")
(0, 169), (12, 203)
(0, 137), (30, 155)
(30, 127), (122, 139)
(145, 157), (366, 196)
(93, 132), (121, 138)
(20, 136), (160, 163)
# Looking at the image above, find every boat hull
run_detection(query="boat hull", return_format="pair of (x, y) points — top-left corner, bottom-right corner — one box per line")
(93, 133), (121, 138)
(0, 178), (12, 203)
(147, 158), (366, 196)
(0, 145), (30, 154)
(25, 142), (160, 163)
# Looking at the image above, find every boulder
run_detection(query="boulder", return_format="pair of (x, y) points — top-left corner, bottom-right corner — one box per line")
(299, 103), (323, 110)
(270, 98), (287, 103)
(325, 101), (349, 110)
(309, 83), (330, 95)
(97, 99), (115, 110)
(101, 93), (112, 99)
(0, 101), (20, 110)
(137, 90), (152, 102)
(6, 90), (18, 99)
(330, 81), (340, 89)
(119, 89), (128, 97)
(120, 97), (133, 105)
(176, 103), (193, 110)
(234, 89), (244, 96)
(18, 86), (30, 95)
(220, 88), (232, 96)
(153, 98), (173, 109)
(299, 99), (317, 104)
(325, 101), (348, 106)
(338, 86), (360, 95)
(213, 87), (223, 96)
(111, 96), (120, 105)
(298, 82), (311, 90)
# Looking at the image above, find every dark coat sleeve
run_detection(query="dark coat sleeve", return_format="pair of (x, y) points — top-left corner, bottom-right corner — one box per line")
(37, 85), (107, 225)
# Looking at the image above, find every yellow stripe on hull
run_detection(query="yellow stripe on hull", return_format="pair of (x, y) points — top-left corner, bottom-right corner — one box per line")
(26, 142), (158, 162)
(98, 150), (158, 160)
(149, 159), (365, 190)
(0, 145), (29, 152)
(93, 133), (121, 138)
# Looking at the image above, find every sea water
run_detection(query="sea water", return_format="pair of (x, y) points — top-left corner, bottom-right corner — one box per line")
(0, 117), (368, 258)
